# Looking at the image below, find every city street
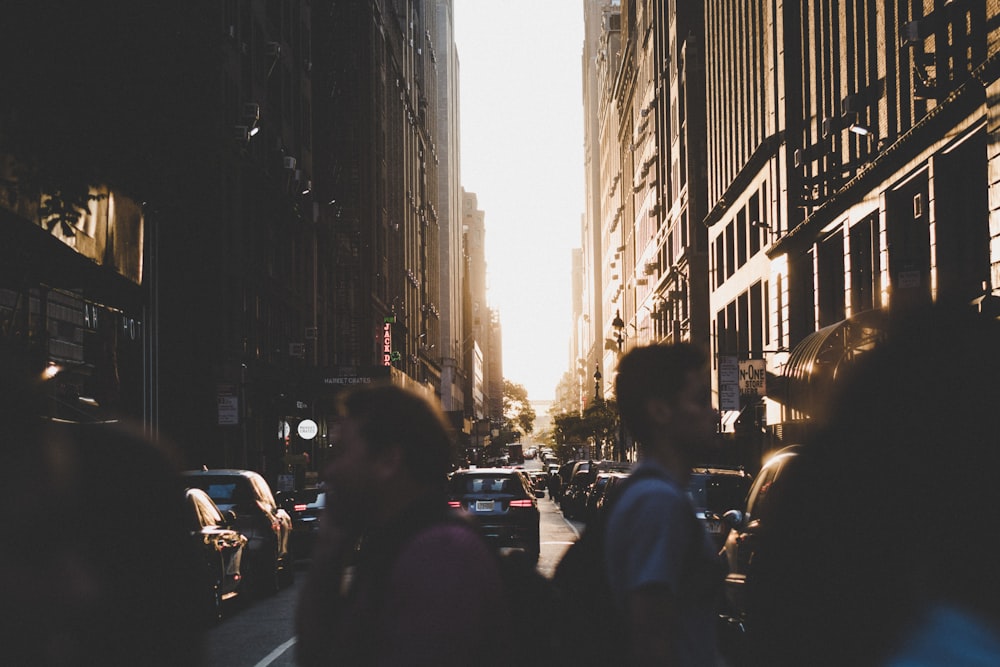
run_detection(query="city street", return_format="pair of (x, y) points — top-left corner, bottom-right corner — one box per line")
(204, 480), (581, 666)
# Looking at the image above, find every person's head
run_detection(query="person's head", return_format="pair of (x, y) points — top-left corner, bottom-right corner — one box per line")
(324, 383), (455, 526)
(0, 416), (204, 666)
(615, 343), (715, 455)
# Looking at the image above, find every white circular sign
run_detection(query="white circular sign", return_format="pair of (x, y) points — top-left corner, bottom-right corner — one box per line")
(297, 419), (319, 440)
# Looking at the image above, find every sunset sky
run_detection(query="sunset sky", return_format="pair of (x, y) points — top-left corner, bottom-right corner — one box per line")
(453, 0), (585, 402)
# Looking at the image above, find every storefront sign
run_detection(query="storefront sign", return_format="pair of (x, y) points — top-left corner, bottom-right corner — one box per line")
(719, 355), (740, 411)
(297, 418), (318, 440)
(382, 321), (392, 366)
(739, 359), (767, 396)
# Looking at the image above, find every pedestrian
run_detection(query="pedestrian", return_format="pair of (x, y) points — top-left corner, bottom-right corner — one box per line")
(295, 383), (507, 667)
(607, 343), (726, 666)
(743, 302), (1000, 666)
(0, 347), (206, 667)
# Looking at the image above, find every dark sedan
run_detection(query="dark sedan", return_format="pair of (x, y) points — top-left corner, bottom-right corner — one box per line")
(279, 488), (326, 558)
(184, 487), (247, 622)
(447, 468), (541, 563)
(182, 469), (293, 595)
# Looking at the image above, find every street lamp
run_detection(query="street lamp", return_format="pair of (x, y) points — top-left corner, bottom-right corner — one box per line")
(612, 309), (625, 351)
(594, 364), (602, 402)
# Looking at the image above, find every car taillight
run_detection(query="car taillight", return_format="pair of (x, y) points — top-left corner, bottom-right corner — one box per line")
(294, 504), (308, 512)
(447, 501), (462, 508)
(509, 499), (533, 507)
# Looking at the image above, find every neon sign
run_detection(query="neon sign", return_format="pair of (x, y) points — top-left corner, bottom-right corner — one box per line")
(382, 321), (392, 366)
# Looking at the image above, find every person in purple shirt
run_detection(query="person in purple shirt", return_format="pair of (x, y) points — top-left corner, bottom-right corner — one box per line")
(296, 383), (506, 667)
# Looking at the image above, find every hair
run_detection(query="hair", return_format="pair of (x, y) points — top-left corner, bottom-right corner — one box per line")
(337, 383), (455, 488)
(614, 343), (708, 444)
(745, 303), (1000, 666)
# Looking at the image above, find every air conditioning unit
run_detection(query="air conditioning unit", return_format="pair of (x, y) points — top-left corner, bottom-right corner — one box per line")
(900, 19), (926, 47)
(233, 125), (250, 142)
(304, 327), (318, 339)
(841, 94), (861, 116)
(644, 262), (658, 275)
(793, 148), (805, 168)
(289, 342), (305, 357)
(242, 102), (260, 123)
(283, 156), (297, 170)
(821, 117), (835, 138)
(265, 41), (281, 58)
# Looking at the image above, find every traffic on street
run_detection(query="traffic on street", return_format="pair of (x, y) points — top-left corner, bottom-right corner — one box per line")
(203, 457), (580, 666)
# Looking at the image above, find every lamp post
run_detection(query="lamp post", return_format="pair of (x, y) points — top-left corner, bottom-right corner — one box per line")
(594, 364), (602, 402)
(612, 309), (625, 351)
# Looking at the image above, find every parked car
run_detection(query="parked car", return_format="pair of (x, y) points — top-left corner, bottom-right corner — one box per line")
(278, 487), (326, 558)
(182, 469), (293, 595)
(686, 466), (753, 551)
(717, 446), (801, 662)
(562, 460), (632, 520)
(447, 468), (541, 563)
(184, 487), (247, 622)
(527, 470), (548, 496)
(580, 471), (633, 522)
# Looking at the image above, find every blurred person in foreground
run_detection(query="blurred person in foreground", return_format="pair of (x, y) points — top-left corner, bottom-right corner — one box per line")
(744, 303), (1000, 666)
(295, 383), (506, 667)
(609, 343), (726, 666)
(0, 349), (205, 666)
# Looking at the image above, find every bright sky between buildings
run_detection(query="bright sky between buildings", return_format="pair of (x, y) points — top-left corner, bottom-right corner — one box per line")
(454, 0), (585, 403)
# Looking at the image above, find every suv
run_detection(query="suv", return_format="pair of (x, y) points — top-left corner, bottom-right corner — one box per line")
(447, 468), (541, 563)
(182, 469), (293, 595)
(686, 466), (752, 550)
(717, 446), (800, 660)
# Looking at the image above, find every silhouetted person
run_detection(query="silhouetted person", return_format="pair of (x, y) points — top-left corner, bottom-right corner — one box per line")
(744, 303), (1000, 666)
(296, 383), (506, 667)
(0, 349), (205, 666)
(608, 343), (726, 666)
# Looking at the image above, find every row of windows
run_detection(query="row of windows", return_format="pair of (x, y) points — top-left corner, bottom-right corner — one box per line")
(711, 185), (768, 289)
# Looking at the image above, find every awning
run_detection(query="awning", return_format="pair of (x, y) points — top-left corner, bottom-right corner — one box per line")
(780, 309), (888, 415)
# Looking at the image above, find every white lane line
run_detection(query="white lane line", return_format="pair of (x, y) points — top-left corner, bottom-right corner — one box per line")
(253, 636), (296, 667)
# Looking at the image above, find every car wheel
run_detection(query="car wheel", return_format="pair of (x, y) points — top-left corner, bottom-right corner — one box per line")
(252, 550), (280, 597)
(279, 554), (295, 587)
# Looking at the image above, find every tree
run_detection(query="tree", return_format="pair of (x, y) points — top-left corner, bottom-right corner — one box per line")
(551, 399), (620, 461)
(503, 379), (535, 436)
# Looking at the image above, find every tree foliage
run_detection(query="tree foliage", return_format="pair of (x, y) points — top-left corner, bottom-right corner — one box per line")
(503, 379), (535, 435)
(552, 399), (620, 460)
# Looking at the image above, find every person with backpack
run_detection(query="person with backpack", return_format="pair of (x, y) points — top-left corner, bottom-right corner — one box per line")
(295, 383), (507, 667)
(606, 343), (725, 666)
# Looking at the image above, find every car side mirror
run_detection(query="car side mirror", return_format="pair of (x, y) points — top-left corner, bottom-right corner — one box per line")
(722, 509), (744, 529)
(222, 509), (238, 525)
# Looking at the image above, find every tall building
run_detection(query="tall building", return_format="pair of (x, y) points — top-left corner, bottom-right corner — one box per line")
(1, 1), (483, 482)
(703, 0), (1000, 460)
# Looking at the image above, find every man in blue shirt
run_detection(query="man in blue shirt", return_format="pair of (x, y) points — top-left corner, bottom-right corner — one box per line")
(607, 343), (725, 666)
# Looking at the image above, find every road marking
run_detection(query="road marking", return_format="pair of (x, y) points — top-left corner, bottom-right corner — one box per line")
(254, 637), (296, 667)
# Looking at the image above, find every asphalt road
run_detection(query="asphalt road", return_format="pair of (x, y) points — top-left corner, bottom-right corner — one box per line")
(204, 466), (582, 666)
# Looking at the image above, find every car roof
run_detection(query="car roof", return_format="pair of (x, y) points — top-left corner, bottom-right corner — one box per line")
(452, 467), (522, 475)
(183, 468), (258, 477)
(690, 466), (749, 477)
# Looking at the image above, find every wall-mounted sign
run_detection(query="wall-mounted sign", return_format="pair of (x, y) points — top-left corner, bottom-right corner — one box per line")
(739, 359), (767, 396)
(297, 418), (318, 440)
(718, 355), (740, 412)
(382, 321), (392, 366)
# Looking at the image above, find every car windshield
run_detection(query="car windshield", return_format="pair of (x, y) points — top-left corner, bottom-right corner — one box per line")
(450, 474), (518, 495)
(687, 473), (750, 513)
(189, 477), (254, 508)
